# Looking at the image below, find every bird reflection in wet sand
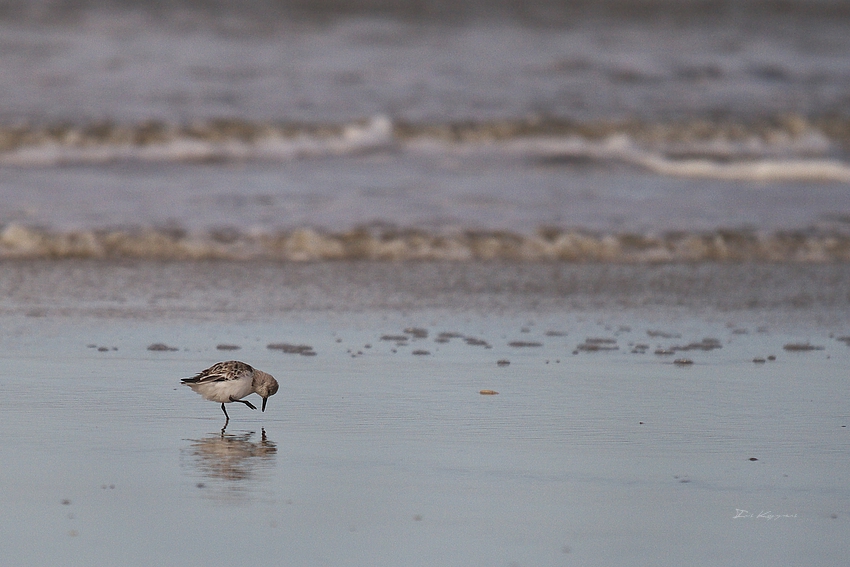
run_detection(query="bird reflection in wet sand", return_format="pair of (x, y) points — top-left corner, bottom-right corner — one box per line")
(182, 429), (277, 494)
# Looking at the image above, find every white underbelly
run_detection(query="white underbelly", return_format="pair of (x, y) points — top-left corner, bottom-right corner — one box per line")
(188, 378), (253, 403)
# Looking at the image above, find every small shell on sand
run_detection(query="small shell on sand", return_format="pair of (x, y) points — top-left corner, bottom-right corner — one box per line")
(479, 389), (499, 395)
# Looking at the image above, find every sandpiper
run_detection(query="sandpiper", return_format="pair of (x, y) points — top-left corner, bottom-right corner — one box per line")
(181, 361), (279, 426)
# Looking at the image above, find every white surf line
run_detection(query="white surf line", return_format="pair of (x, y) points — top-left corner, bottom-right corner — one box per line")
(505, 135), (850, 183)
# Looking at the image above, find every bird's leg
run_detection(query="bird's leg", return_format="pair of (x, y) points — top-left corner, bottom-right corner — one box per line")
(220, 403), (230, 432)
(230, 396), (257, 410)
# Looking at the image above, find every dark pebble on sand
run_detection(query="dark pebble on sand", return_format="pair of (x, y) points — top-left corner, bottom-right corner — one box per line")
(412, 349), (430, 355)
(767, 355), (776, 361)
(148, 343), (178, 351)
(404, 327), (429, 338)
(749, 457), (758, 461)
(496, 359), (510, 366)
(381, 335), (408, 342)
(508, 341), (543, 348)
(267, 343), (316, 355)
(577, 341), (619, 352)
(437, 332), (465, 339)
(670, 338), (722, 352)
(647, 330), (681, 339)
(673, 358), (694, 365)
(783, 343), (825, 351)
(216, 344), (241, 351)
(585, 337), (617, 345)
(753, 357), (766, 363)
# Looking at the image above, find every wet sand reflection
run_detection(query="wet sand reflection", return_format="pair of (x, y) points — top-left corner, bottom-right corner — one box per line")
(181, 429), (277, 499)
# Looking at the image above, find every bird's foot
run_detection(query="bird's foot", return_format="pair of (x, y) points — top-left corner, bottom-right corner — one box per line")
(230, 396), (257, 410)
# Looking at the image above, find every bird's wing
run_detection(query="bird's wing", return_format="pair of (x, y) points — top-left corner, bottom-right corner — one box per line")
(181, 361), (253, 384)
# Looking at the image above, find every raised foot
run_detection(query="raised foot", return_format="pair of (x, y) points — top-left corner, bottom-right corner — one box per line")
(230, 396), (257, 410)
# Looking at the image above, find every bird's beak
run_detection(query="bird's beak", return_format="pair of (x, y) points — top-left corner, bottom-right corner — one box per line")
(262, 397), (268, 412)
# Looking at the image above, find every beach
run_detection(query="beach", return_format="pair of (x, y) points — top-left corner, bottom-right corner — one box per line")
(1, 260), (848, 566)
(2, 0), (850, 564)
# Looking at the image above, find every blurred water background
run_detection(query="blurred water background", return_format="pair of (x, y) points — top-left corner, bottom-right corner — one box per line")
(1, 0), (849, 260)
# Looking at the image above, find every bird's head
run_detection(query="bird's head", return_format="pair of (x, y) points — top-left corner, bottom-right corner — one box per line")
(253, 371), (279, 412)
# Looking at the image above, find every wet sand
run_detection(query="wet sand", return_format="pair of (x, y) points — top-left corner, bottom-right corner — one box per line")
(1, 260), (848, 566)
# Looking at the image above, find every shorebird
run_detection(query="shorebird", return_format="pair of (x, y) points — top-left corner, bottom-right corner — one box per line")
(181, 361), (279, 426)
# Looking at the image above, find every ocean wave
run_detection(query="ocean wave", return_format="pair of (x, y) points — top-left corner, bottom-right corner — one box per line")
(2, 115), (849, 182)
(1, 224), (848, 262)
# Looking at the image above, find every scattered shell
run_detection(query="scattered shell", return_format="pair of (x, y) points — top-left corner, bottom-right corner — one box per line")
(673, 358), (694, 365)
(479, 389), (499, 395)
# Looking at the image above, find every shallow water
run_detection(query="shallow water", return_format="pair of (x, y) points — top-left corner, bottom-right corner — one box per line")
(1, 262), (848, 566)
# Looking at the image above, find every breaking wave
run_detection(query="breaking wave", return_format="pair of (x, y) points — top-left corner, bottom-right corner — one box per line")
(2, 224), (848, 262)
(2, 115), (850, 182)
